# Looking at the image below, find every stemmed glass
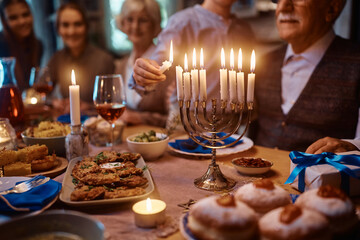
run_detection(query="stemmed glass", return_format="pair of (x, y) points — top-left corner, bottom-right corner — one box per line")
(30, 67), (53, 104)
(93, 74), (126, 149)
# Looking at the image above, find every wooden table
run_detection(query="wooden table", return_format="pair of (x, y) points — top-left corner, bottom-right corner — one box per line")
(56, 125), (359, 240)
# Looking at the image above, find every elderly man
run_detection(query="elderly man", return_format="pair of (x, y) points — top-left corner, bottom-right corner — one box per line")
(254, 0), (360, 153)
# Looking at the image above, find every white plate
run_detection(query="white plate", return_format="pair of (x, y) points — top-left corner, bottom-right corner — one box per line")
(168, 134), (253, 158)
(59, 156), (154, 206)
(179, 213), (197, 240)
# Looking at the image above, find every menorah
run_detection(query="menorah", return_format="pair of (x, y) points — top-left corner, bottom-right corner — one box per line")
(176, 48), (255, 191)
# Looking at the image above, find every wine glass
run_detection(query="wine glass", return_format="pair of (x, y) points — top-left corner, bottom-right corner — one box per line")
(93, 74), (126, 149)
(30, 67), (53, 104)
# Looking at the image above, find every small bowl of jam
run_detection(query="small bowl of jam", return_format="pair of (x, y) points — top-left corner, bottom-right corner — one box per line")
(232, 157), (273, 175)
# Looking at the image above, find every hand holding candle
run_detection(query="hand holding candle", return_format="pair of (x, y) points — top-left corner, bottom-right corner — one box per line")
(69, 69), (80, 125)
(159, 40), (173, 73)
(247, 50), (256, 103)
(132, 198), (166, 228)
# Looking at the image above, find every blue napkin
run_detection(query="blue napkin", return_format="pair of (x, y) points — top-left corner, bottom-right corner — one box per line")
(57, 114), (89, 124)
(0, 176), (62, 213)
(169, 133), (243, 154)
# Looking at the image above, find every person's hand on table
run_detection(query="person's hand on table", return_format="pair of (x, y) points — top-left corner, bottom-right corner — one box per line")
(306, 136), (358, 154)
(133, 58), (166, 87)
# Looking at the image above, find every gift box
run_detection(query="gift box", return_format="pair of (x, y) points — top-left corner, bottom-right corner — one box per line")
(285, 151), (360, 197)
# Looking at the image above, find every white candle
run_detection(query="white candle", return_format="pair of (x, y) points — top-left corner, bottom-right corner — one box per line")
(176, 65), (184, 101)
(237, 48), (245, 103)
(159, 40), (173, 73)
(191, 48), (199, 101)
(220, 48), (228, 101)
(132, 198), (166, 228)
(69, 69), (80, 125)
(183, 53), (191, 101)
(199, 48), (207, 101)
(247, 50), (256, 103)
(229, 48), (237, 103)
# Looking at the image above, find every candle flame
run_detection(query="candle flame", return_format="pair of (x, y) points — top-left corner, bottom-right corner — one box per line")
(192, 48), (196, 69)
(230, 48), (234, 70)
(184, 53), (188, 72)
(71, 69), (76, 85)
(200, 48), (204, 69)
(238, 48), (242, 72)
(146, 198), (152, 211)
(250, 50), (255, 73)
(221, 48), (225, 68)
(170, 40), (173, 63)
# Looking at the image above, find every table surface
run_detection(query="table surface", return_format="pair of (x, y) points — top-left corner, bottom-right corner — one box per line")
(50, 125), (359, 239)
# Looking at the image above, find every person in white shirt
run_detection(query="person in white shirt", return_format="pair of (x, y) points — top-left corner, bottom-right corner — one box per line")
(254, 0), (360, 153)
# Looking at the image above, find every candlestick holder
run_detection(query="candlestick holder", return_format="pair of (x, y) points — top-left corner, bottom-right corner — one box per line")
(178, 99), (253, 191)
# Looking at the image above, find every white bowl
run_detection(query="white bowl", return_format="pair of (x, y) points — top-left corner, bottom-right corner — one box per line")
(21, 132), (66, 157)
(232, 157), (273, 175)
(127, 133), (169, 160)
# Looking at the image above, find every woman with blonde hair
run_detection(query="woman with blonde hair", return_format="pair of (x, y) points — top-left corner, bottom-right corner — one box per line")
(115, 0), (169, 127)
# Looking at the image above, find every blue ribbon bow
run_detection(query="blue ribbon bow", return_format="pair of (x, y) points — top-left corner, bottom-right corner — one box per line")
(284, 151), (360, 194)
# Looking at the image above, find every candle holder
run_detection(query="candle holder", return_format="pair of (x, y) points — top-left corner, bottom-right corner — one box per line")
(178, 99), (253, 191)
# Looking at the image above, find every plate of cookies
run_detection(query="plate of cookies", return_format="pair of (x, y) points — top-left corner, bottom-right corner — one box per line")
(0, 145), (68, 178)
(59, 150), (154, 206)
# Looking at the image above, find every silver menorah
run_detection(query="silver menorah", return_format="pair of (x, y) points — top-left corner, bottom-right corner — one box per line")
(178, 99), (253, 191)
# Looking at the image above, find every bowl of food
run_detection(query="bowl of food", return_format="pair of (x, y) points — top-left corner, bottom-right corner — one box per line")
(232, 157), (273, 175)
(127, 130), (169, 160)
(21, 121), (70, 157)
(0, 210), (104, 240)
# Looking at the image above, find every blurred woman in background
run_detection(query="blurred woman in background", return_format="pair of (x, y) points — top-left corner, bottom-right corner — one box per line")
(48, 2), (114, 113)
(0, 0), (42, 92)
(115, 0), (167, 126)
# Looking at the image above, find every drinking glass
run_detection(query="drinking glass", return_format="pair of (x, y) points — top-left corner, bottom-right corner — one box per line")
(30, 67), (53, 104)
(93, 74), (126, 149)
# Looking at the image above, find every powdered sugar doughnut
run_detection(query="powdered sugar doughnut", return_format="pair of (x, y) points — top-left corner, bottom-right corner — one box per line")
(188, 195), (258, 240)
(234, 179), (292, 215)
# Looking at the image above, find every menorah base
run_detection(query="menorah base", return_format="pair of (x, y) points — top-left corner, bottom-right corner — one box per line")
(194, 164), (236, 191)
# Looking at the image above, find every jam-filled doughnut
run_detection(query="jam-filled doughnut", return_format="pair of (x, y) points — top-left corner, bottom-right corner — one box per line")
(188, 195), (258, 240)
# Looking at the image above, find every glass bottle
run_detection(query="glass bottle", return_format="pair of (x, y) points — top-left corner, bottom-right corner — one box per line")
(0, 118), (16, 150)
(0, 57), (24, 126)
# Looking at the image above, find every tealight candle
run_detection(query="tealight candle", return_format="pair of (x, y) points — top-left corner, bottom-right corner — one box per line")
(132, 198), (166, 228)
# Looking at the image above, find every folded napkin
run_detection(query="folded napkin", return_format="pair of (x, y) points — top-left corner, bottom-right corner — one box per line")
(0, 176), (62, 213)
(169, 133), (243, 154)
(57, 114), (89, 124)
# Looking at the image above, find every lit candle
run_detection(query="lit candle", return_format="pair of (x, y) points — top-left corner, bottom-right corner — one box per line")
(183, 53), (191, 101)
(159, 40), (173, 73)
(220, 48), (228, 101)
(69, 69), (80, 125)
(247, 50), (256, 103)
(132, 198), (166, 228)
(191, 48), (199, 101)
(176, 65), (184, 101)
(237, 48), (245, 103)
(229, 48), (237, 103)
(199, 48), (207, 101)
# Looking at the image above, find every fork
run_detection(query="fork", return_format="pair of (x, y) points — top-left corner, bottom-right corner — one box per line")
(0, 175), (50, 195)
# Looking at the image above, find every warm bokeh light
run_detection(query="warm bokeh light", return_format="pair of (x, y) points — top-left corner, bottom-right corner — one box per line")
(184, 53), (188, 72)
(170, 40), (173, 63)
(192, 48), (196, 69)
(146, 198), (152, 211)
(230, 48), (234, 70)
(200, 48), (204, 69)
